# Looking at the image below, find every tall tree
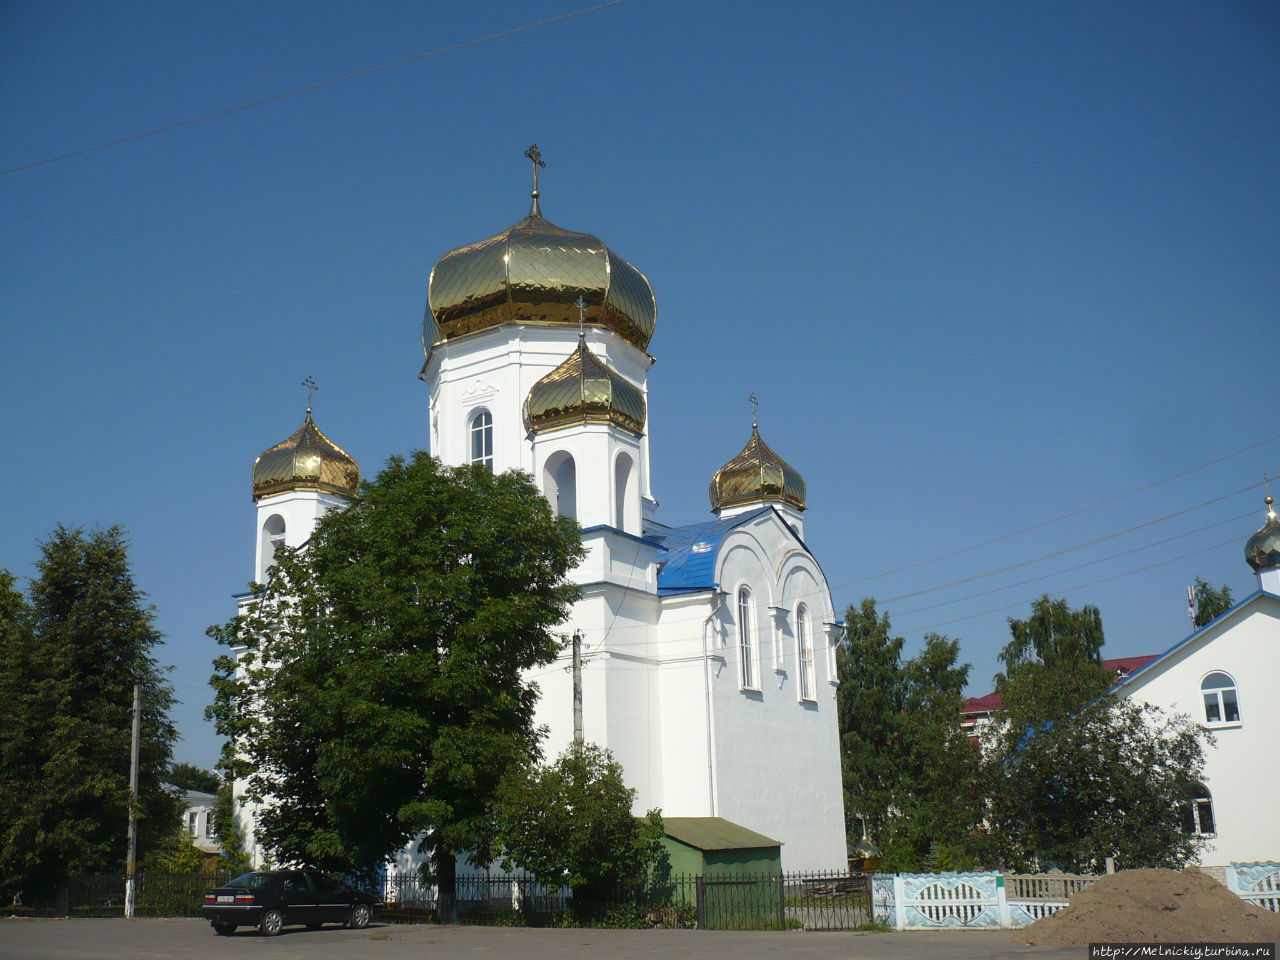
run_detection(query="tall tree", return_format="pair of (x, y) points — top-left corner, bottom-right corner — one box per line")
(836, 599), (979, 870)
(0, 527), (177, 904)
(166, 762), (221, 794)
(208, 452), (583, 911)
(1191, 577), (1233, 628)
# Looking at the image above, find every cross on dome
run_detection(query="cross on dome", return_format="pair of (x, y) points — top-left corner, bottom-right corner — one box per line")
(302, 375), (318, 412)
(524, 143), (546, 216)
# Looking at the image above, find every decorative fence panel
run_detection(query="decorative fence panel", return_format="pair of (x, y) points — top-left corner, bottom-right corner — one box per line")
(1225, 862), (1280, 913)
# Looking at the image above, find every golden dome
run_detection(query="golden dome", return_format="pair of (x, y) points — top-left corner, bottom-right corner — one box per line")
(523, 338), (646, 436)
(709, 426), (806, 513)
(252, 409), (359, 501)
(425, 206), (656, 356)
(1246, 495), (1280, 572)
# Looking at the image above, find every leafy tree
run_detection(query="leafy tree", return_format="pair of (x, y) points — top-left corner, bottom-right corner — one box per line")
(1192, 577), (1233, 628)
(211, 783), (252, 873)
(985, 698), (1209, 872)
(983, 596), (1209, 871)
(0, 527), (178, 904)
(208, 452), (583, 914)
(489, 742), (666, 916)
(836, 598), (979, 870)
(167, 762), (221, 794)
(994, 594), (1111, 727)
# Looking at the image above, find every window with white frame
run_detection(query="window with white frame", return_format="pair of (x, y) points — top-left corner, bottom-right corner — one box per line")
(1182, 784), (1216, 836)
(738, 587), (755, 690)
(797, 604), (814, 700)
(187, 811), (198, 836)
(469, 410), (493, 471)
(1201, 671), (1240, 725)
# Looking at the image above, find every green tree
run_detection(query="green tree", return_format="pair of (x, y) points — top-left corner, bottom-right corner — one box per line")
(208, 453), (583, 912)
(210, 783), (252, 873)
(836, 599), (979, 870)
(490, 742), (665, 917)
(984, 596), (1209, 871)
(1192, 577), (1233, 628)
(167, 762), (221, 794)
(0, 527), (178, 904)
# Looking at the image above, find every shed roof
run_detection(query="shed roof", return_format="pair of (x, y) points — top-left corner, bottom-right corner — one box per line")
(662, 816), (781, 851)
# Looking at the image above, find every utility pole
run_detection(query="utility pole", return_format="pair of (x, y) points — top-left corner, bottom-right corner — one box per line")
(572, 629), (583, 744)
(1187, 585), (1197, 628)
(125, 681), (141, 919)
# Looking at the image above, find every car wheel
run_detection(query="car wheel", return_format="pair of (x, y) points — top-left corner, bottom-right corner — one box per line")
(348, 903), (371, 929)
(259, 908), (284, 936)
(212, 922), (237, 936)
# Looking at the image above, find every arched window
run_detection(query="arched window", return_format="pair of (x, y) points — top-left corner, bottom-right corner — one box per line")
(614, 452), (639, 534)
(543, 451), (577, 521)
(796, 603), (814, 701)
(260, 514), (285, 576)
(738, 587), (756, 690)
(1201, 672), (1240, 725)
(469, 410), (493, 471)
(1181, 783), (1216, 836)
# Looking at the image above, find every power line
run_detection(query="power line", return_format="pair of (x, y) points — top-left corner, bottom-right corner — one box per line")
(0, 1), (630, 178)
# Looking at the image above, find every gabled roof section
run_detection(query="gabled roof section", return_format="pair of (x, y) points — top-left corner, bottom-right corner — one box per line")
(662, 816), (781, 851)
(649, 506), (772, 595)
(1112, 589), (1280, 694)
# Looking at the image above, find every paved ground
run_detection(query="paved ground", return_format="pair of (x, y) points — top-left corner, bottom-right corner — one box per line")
(0, 918), (1089, 960)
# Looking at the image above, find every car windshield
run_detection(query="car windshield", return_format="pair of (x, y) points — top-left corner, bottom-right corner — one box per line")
(226, 873), (273, 890)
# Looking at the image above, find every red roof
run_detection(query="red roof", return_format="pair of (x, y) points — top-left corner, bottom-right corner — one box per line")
(961, 655), (1158, 716)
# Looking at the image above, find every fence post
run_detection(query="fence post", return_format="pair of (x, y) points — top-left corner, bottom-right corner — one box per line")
(776, 874), (785, 930)
(696, 876), (706, 930)
(892, 874), (906, 930)
(996, 874), (1011, 928)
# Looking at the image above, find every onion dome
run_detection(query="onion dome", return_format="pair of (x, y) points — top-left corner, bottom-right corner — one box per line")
(424, 161), (656, 356)
(523, 337), (646, 436)
(1246, 495), (1280, 572)
(252, 409), (359, 501)
(709, 426), (806, 513)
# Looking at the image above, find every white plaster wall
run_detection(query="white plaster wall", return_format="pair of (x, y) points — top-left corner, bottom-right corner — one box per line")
(654, 592), (719, 818)
(1120, 598), (1280, 864)
(253, 490), (347, 583)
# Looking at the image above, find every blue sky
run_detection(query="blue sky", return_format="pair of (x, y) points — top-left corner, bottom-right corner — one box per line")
(2, 0), (1277, 771)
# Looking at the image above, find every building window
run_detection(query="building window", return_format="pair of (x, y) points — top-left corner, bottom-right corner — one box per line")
(187, 811), (198, 836)
(469, 410), (493, 471)
(205, 811), (216, 837)
(1201, 671), (1240, 725)
(1182, 784), (1216, 836)
(797, 604), (814, 701)
(738, 587), (755, 689)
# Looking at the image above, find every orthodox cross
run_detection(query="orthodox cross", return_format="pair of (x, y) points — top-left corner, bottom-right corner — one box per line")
(302, 375), (317, 412)
(574, 294), (588, 337)
(524, 143), (545, 200)
(749, 392), (759, 429)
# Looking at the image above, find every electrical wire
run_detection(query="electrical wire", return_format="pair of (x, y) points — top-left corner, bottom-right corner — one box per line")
(0, 1), (630, 177)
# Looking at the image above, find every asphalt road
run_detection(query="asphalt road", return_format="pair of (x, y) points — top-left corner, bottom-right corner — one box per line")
(0, 918), (1090, 960)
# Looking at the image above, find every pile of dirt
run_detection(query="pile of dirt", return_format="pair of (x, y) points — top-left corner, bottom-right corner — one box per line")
(1013, 868), (1280, 946)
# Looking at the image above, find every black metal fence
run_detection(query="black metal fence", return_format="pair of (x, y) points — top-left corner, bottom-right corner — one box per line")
(7, 868), (873, 931)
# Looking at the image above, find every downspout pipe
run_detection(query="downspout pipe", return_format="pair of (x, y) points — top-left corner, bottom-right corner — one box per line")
(701, 587), (727, 816)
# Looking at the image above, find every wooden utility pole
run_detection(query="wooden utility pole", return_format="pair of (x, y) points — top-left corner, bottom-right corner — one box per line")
(125, 681), (141, 918)
(572, 629), (583, 744)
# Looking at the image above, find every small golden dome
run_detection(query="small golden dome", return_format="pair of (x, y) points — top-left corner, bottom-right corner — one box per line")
(252, 409), (359, 501)
(523, 338), (646, 436)
(1246, 495), (1280, 572)
(709, 426), (806, 513)
(425, 207), (656, 356)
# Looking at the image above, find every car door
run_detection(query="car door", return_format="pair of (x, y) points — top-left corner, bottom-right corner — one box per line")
(279, 871), (318, 926)
(307, 871), (349, 924)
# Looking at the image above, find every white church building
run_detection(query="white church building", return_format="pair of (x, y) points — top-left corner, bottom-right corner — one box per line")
(234, 152), (847, 873)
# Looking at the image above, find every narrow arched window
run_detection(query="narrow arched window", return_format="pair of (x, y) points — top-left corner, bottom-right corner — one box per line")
(738, 587), (755, 689)
(1181, 783), (1216, 836)
(260, 514), (286, 577)
(469, 410), (493, 471)
(797, 604), (814, 701)
(1201, 672), (1240, 725)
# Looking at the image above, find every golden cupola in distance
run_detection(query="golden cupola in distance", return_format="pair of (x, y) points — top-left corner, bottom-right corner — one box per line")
(523, 336), (647, 436)
(423, 149), (656, 357)
(252, 408), (360, 501)
(709, 423), (807, 513)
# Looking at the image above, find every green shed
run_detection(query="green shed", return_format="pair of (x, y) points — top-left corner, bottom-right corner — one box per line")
(660, 817), (783, 876)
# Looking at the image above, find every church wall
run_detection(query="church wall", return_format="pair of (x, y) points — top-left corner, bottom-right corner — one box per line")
(252, 490), (347, 583)
(654, 591), (720, 818)
(1119, 599), (1280, 865)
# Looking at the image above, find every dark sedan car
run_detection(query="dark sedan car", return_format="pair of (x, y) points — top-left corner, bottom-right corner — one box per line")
(201, 869), (383, 936)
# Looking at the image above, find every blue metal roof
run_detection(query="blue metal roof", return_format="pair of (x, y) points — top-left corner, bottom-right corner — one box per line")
(650, 507), (772, 595)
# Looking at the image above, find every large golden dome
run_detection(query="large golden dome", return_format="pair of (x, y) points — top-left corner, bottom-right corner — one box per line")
(252, 409), (359, 501)
(424, 204), (656, 356)
(709, 426), (806, 513)
(523, 338), (646, 436)
(1246, 495), (1280, 572)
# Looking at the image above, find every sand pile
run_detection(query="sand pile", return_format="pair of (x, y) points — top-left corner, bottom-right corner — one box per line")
(1013, 868), (1280, 946)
